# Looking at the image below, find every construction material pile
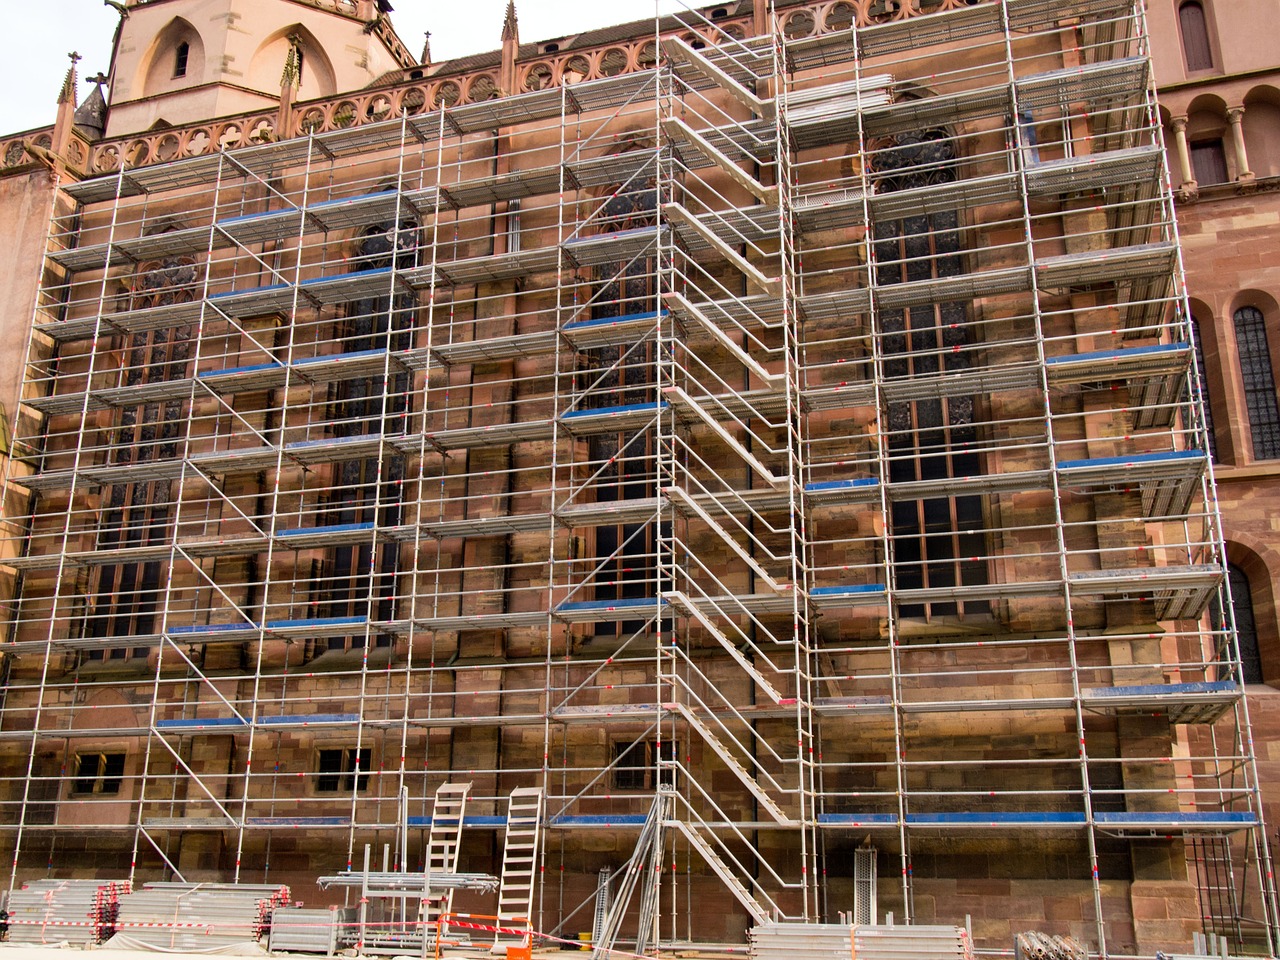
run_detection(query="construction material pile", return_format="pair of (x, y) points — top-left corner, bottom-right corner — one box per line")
(6, 878), (130, 945)
(110, 882), (290, 950)
(1015, 931), (1088, 960)
(268, 906), (356, 954)
(751, 923), (975, 960)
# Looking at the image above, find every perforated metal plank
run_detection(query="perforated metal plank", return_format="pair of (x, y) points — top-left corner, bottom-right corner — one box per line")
(1026, 144), (1162, 197)
(563, 309), (664, 350)
(441, 167), (563, 209)
(1017, 57), (1148, 114)
(794, 187), (870, 233)
(436, 246), (561, 286)
(1036, 241), (1175, 289)
(216, 206), (304, 246)
(881, 362), (1041, 402)
(101, 300), (205, 335)
(568, 148), (660, 190)
(871, 172), (1019, 222)
(564, 224), (664, 267)
(284, 433), (390, 464)
(803, 381), (878, 411)
(1068, 563), (1221, 619)
(851, 1), (1003, 59)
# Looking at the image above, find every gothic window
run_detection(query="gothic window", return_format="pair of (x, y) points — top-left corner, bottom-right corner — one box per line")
(1227, 565), (1263, 683)
(174, 41), (190, 78)
(311, 224), (416, 653)
(1233, 305), (1280, 460)
(580, 174), (660, 640)
(1178, 1), (1214, 72)
(1190, 318), (1218, 461)
(872, 128), (988, 620)
(88, 256), (196, 654)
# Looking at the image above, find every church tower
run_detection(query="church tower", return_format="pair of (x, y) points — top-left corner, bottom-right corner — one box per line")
(102, 0), (414, 137)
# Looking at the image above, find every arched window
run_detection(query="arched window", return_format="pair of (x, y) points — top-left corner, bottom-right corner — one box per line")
(173, 41), (190, 78)
(1233, 305), (1280, 459)
(1190, 318), (1218, 460)
(1178, 1), (1214, 72)
(1228, 564), (1263, 683)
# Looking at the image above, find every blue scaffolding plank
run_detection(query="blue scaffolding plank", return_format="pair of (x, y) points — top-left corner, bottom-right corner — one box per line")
(278, 522), (375, 537)
(293, 348), (388, 367)
(560, 400), (670, 420)
(811, 584), (887, 596)
(1046, 342), (1189, 367)
(817, 813), (899, 826)
(197, 361), (283, 379)
(208, 281), (292, 302)
(265, 616), (368, 630)
(155, 717), (248, 730)
(805, 478), (879, 493)
(563, 308), (668, 331)
(810, 584), (888, 608)
(1086, 681), (1238, 699)
(555, 598), (663, 611)
(1058, 449), (1204, 471)
(907, 812), (1087, 826)
(310, 189), (398, 213)
(406, 816), (507, 828)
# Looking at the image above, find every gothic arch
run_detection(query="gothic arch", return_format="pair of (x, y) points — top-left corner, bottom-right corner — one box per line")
(248, 25), (336, 99)
(138, 17), (206, 98)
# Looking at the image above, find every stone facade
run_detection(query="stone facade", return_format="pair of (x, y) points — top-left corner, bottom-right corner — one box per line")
(0, 1), (1274, 958)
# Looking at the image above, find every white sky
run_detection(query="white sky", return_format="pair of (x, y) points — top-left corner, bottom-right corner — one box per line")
(0, 0), (692, 136)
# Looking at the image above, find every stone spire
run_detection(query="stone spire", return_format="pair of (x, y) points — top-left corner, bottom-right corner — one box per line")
(420, 30), (432, 66)
(58, 51), (81, 106)
(501, 1), (518, 43)
(500, 2), (519, 95)
(50, 51), (83, 169)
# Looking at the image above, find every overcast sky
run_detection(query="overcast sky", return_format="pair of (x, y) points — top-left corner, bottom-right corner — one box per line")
(1, 0), (691, 135)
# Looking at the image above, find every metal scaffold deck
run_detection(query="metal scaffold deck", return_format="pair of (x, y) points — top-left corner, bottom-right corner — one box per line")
(0, 0), (1275, 956)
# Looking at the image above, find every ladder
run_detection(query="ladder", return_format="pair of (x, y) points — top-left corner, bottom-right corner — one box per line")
(493, 787), (544, 950)
(591, 792), (670, 960)
(421, 782), (471, 943)
(590, 867), (612, 947)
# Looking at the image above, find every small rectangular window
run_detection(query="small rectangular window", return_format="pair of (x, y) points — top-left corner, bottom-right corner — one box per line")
(611, 739), (677, 791)
(174, 42), (189, 79)
(73, 752), (126, 795)
(315, 747), (370, 793)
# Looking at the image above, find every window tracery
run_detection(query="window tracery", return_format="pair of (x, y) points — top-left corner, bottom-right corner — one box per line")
(871, 126), (988, 620)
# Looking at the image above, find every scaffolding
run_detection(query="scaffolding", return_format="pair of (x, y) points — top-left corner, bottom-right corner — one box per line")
(0, 0), (1276, 955)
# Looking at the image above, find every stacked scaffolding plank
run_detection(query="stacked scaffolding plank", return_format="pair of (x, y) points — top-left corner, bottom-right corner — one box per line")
(0, 0), (1275, 955)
